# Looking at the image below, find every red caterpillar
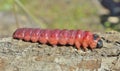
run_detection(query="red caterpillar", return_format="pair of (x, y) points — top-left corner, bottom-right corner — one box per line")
(13, 28), (103, 51)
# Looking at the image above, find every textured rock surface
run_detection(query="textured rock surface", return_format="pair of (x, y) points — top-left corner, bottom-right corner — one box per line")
(0, 32), (120, 71)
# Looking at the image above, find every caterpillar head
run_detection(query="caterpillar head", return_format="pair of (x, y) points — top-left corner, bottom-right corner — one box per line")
(93, 34), (103, 48)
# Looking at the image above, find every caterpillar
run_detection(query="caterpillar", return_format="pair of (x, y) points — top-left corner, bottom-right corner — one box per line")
(13, 28), (103, 51)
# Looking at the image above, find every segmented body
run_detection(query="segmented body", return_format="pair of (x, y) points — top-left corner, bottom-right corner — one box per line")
(13, 28), (101, 50)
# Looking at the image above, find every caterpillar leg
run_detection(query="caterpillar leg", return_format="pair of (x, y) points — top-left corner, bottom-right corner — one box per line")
(75, 41), (81, 50)
(82, 41), (88, 51)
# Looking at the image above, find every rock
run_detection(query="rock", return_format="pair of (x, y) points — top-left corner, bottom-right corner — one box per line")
(0, 32), (120, 71)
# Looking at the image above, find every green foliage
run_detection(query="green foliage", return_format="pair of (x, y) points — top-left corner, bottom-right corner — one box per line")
(0, 0), (105, 31)
(104, 21), (111, 27)
(0, 0), (29, 11)
(0, 0), (14, 11)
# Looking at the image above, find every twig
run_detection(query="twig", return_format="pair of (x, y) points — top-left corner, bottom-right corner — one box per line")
(13, 0), (19, 28)
(14, 0), (46, 28)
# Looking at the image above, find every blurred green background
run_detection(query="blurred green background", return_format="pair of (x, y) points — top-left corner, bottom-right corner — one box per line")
(0, 0), (119, 36)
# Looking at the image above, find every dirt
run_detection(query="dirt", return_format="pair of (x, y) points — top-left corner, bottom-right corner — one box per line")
(0, 31), (119, 71)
